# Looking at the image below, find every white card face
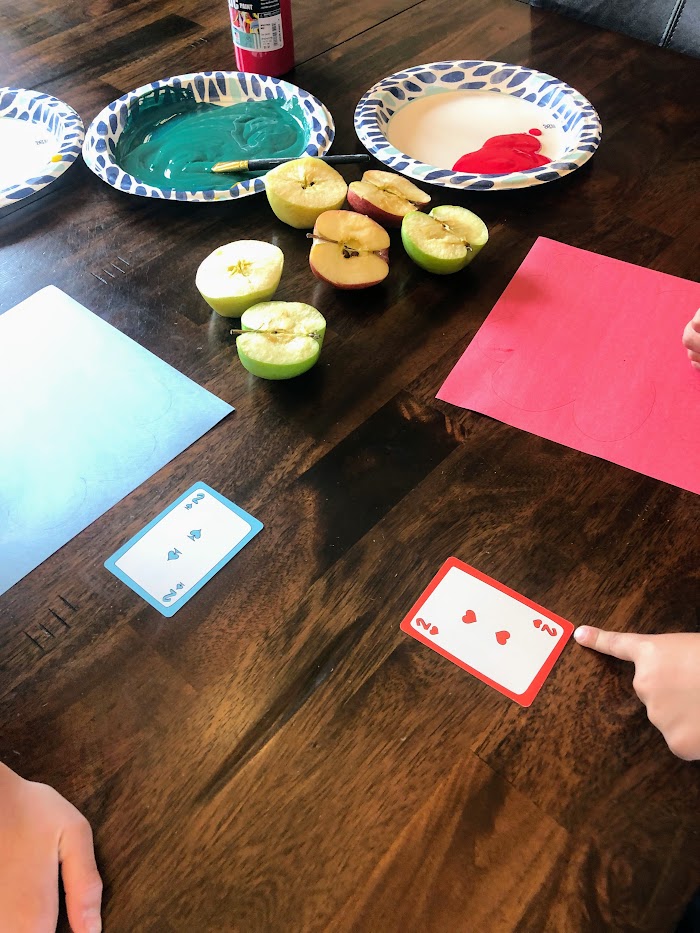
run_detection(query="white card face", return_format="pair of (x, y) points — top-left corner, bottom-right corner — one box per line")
(105, 483), (263, 616)
(401, 558), (573, 706)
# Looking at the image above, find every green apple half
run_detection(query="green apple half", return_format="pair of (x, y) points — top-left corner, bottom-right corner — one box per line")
(196, 240), (284, 317)
(401, 205), (488, 274)
(236, 301), (327, 380)
(264, 156), (348, 229)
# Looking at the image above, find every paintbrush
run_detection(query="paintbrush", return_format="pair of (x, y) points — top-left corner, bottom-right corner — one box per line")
(211, 153), (370, 174)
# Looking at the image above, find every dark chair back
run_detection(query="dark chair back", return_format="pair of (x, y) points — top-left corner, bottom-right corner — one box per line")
(527, 0), (700, 57)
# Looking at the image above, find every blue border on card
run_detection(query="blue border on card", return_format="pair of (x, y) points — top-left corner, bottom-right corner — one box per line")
(104, 482), (263, 617)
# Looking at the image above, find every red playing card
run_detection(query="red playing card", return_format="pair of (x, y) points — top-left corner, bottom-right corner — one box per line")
(400, 557), (574, 706)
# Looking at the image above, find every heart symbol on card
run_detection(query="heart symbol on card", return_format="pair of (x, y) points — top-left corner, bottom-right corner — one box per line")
(430, 625), (439, 636)
(496, 630), (510, 645)
(462, 609), (477, 624)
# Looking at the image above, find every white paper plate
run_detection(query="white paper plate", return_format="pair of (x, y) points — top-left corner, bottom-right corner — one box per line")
(354, 61), (602, 191)
(83, 71), (334, 202)
(0, 88), (84, 214)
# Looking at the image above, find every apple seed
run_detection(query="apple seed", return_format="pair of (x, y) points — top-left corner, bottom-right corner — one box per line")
(306, 232), (383, 258)
(437, 221), (473, 250)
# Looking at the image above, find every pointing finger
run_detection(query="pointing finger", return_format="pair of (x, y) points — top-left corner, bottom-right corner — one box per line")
(574, 625), (643, 662)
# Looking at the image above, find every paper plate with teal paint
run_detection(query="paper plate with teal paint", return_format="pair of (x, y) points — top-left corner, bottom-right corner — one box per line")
(83, 71), (335, 203)
(0, 88), (84, 215)
(354, 61), (601, 191)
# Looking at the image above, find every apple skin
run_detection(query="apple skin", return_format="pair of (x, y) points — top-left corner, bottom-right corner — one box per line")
(195, 240), (284, 317)
(346, 185), (406, 228)
(236, 334), (320, 379)
(401, 206), (488, 275)
(264, 156), (348, 229)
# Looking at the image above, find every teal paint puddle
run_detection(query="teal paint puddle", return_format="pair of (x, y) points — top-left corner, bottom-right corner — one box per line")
(115, 87), (309, 190)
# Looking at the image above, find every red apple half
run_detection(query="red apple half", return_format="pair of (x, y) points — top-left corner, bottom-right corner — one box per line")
(347, 170), (430, 227)
(309, 210), (390, 289)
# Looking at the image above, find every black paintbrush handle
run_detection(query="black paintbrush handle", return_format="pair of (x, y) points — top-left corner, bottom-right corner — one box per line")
(211, 153), (370, 173)
(248, 153), (370, 170)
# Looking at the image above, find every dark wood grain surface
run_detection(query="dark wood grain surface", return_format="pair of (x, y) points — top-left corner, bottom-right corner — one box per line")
(1, 0), (699, 930)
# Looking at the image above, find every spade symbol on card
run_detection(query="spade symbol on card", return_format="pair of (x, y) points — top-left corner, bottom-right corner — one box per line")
(462, 609), (477, 624)
(167, 548), (182, 561)
(496, 630), (510, 645)
(188, 529), (202, 541)
(416, 617), (439, 636)
(176, 582), (184, 590)
(533, 618), (557, 636)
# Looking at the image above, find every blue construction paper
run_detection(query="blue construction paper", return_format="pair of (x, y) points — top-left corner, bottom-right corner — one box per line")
(0, 286), (233, 596)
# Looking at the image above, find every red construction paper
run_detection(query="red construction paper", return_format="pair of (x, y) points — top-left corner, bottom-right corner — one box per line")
(438, 238), (700, 495)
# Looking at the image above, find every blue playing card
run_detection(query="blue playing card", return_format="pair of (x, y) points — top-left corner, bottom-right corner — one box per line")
(105, 482), (263, 616)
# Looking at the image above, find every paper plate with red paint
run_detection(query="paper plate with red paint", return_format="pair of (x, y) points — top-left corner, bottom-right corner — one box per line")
(354, 61), (601, 191)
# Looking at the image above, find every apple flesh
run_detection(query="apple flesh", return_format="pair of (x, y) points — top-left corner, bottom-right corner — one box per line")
(236, 301), (327, 379)
(309, 209), (390, 289)
(347, 169), (430, 227)
(264, 156), (348, 229)
(401, 205), (488, 274)
(196, 240), (284, 317)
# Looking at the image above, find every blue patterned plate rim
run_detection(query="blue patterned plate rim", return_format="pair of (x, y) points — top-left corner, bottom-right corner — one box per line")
(82, 71), (335, 203)
(354, 60), (602, 192)
(0, 87), (84, 209)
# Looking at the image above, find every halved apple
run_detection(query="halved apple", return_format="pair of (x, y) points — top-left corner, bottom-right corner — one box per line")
(401, 205), (488, 274)
(347, 170), (430, 227)
(264, 156), (348, 229)
(309, 210), (390, 289)
(196, 240), (284, 317)
(236, 301), (326, 379)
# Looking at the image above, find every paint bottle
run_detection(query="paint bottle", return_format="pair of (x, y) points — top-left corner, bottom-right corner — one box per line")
(228, 0), (295, 77)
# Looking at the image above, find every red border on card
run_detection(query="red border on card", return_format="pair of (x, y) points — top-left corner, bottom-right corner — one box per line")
(399, 557), (574, 707)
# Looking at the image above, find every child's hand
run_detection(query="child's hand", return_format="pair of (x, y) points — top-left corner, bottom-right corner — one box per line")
(682, 309), (700, 369)
(574, 627), (700, 761)
(0, 764), (102, 932)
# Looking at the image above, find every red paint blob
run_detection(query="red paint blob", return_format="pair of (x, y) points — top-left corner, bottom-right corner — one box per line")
(528, 128), (542, 136)
(453, 130), (551, 174)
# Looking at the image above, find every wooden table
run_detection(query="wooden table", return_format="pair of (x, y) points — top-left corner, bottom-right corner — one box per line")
(1, 1), (699, 930)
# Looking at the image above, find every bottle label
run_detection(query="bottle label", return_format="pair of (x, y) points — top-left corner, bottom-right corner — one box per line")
(229, 0), (284, 53)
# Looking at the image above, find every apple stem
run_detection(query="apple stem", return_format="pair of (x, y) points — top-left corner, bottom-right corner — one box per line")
(230, 328), (322, 341)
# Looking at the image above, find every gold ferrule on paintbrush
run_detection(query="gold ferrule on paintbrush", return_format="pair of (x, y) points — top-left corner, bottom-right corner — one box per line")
(211, 159), (250, 173)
